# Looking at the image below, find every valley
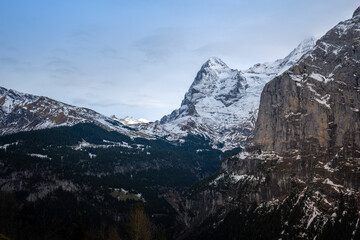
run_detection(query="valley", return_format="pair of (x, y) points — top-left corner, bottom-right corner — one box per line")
(1, 4), (360, 240)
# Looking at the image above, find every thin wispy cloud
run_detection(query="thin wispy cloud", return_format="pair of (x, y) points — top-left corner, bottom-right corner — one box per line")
(98, 46), (119, 58)
(71, 31), (95, 43)
(45, 57), (81, 76)
(0, 57), (19, 66)
(135, 32), (186, 63)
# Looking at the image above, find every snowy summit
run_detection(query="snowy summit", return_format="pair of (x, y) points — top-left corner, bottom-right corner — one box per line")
(137, 38), (316, 150)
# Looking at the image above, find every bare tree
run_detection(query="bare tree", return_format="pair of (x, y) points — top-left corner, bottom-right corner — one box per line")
(127, 203), (152, 240)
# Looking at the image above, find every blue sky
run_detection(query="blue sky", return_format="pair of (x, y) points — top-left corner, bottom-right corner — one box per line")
(0, 0), (359, 120)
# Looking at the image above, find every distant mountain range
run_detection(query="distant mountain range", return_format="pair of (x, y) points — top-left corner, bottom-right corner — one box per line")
(0, 38), (316, 151)
(0, 86), (153, 139)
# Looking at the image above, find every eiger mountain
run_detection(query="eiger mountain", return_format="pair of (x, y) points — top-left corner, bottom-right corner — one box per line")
(181, 7), (360, 240)
(139, 37), (316, 150)
(0, 86), (151, 139)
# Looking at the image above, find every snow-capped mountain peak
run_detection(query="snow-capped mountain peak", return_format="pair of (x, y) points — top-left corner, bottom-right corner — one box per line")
(353, 6), (360, 18)
(160, 57), (248, 124)
(246, 36), (316, 77)
(113, 116), (150, 126)
(139, 38), (316, 150)
(201, 57), (229, 71)
(190, 57), (238, 88)
(280, 36), (316, 68)
(295, 36), (317, 53)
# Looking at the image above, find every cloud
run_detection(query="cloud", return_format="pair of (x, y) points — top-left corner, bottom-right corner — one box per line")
(98, 46), (118, 58)
(5, 46), (17, 52)
(71, 30), (95, 43)
(45, 57), (81, 76)
(0, 57), (19, 66)
(52, 48), (68, 56)
(134, 31), (186, 63)
(0, 57), (32, 72)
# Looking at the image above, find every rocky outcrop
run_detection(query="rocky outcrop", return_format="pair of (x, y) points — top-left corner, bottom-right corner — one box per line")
(252, 12), (360, 155)
(183, 148), (360, 238)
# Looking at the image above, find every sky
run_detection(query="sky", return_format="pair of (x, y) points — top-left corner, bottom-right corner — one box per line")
(0, 0), (359, 121)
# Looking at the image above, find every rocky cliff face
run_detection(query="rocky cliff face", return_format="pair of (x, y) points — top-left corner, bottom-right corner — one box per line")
(139, 39), (315, 151)
(181, 7), (360, 239)
(252, 10), (360, 155)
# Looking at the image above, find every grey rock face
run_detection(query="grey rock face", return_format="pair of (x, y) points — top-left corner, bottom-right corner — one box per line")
(252, 10), (360, 154)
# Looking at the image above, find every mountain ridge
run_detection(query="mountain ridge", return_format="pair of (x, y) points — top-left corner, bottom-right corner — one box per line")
(0, 86), (152, 139)
(0, 38), (316, 151)
(137, 37), (316, 150)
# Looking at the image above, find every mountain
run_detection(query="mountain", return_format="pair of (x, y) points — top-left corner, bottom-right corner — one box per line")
(139, 38), (316, 151)
(0, 86), (152, 139)
(181, 7), (360, 239)
(0, 37), (316, 152)
(245, 36), (317, 79)
(113, 116), (150, 125)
